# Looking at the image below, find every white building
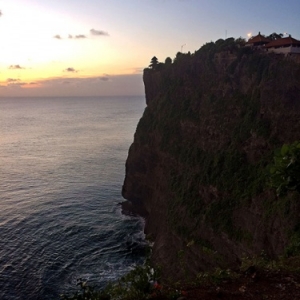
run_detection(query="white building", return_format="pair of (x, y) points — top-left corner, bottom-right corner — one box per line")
(265, 36), (300, 55)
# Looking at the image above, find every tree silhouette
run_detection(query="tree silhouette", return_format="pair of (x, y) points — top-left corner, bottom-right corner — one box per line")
(149, 56), (158, 69)
(165, 57), (172, 65)
(267, 32), (283, 40)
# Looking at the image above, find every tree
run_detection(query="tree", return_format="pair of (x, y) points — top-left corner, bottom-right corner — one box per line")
(269, 141), (300, 196)
(235, 37), (246, 47)
(164, 57), (172, 65)
(267, 32), (283, 40)
(149, 56), (158, 69)
(173, 52), (183, 63)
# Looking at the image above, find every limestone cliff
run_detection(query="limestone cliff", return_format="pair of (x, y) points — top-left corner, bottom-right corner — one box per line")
(122, 39), (300, 281)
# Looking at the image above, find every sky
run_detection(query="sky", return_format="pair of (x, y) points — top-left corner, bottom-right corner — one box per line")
(0, 0), (299, 97)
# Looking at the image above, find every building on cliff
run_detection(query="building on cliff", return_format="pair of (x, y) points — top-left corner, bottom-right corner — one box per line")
(246, 32), (300, 56)
(245, 32), (271, 48)
(265, 35), (300, 55)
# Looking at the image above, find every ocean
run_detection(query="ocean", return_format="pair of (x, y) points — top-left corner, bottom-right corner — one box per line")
(0, 96), (146, 299)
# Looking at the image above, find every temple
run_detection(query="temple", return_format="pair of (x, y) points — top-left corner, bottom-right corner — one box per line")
(245, 32), (271, 47)
(265, 36), (300, 55)
(246, 32), (300, 55)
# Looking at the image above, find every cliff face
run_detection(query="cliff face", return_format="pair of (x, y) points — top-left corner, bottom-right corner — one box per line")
(122, 40), (300, 281)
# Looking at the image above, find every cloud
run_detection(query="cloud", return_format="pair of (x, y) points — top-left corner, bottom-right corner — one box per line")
(68, 34), (87, 39)
(75, 35), (86, 39)
(98, 76), (109, 81)
(0, 10), (2, 17)
(54, 30), (108, 40)
(0, 73), (144, 97)
(7, 78), (20, 82)
(9, 65), (25, 70)
(90, 29), (109, 36)
(6, 78), (27, 88)
(64, 67), (78, 73)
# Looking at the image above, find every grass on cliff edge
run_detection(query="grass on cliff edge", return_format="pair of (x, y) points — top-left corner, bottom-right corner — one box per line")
(60, 252), (300, 300)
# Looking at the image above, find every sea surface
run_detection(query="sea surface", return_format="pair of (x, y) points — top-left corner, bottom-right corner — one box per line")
(0, 96), (146, 300)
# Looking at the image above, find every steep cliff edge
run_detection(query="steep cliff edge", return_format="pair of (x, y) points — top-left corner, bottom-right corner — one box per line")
(122, 39), (300, 281)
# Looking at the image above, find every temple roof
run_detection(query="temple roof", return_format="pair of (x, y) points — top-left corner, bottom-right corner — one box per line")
(246, 32), (271, 45)
(265, 36), (300, 48)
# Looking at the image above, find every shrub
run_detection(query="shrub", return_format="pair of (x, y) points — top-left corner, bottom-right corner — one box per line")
(269, 141), (300, 196)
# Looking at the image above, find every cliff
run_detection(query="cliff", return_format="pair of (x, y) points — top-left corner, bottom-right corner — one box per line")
(122, 38), (300, 281)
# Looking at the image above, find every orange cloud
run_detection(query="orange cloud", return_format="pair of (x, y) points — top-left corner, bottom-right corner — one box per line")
(64, 67), (78, 73)
(9, 65), (25, 70)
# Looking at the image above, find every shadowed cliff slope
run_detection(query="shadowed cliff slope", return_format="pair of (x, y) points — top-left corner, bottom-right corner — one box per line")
(122, 38), (300, 281)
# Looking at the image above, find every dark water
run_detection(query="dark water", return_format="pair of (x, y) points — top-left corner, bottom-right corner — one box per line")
(0, 96), (146, 299)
